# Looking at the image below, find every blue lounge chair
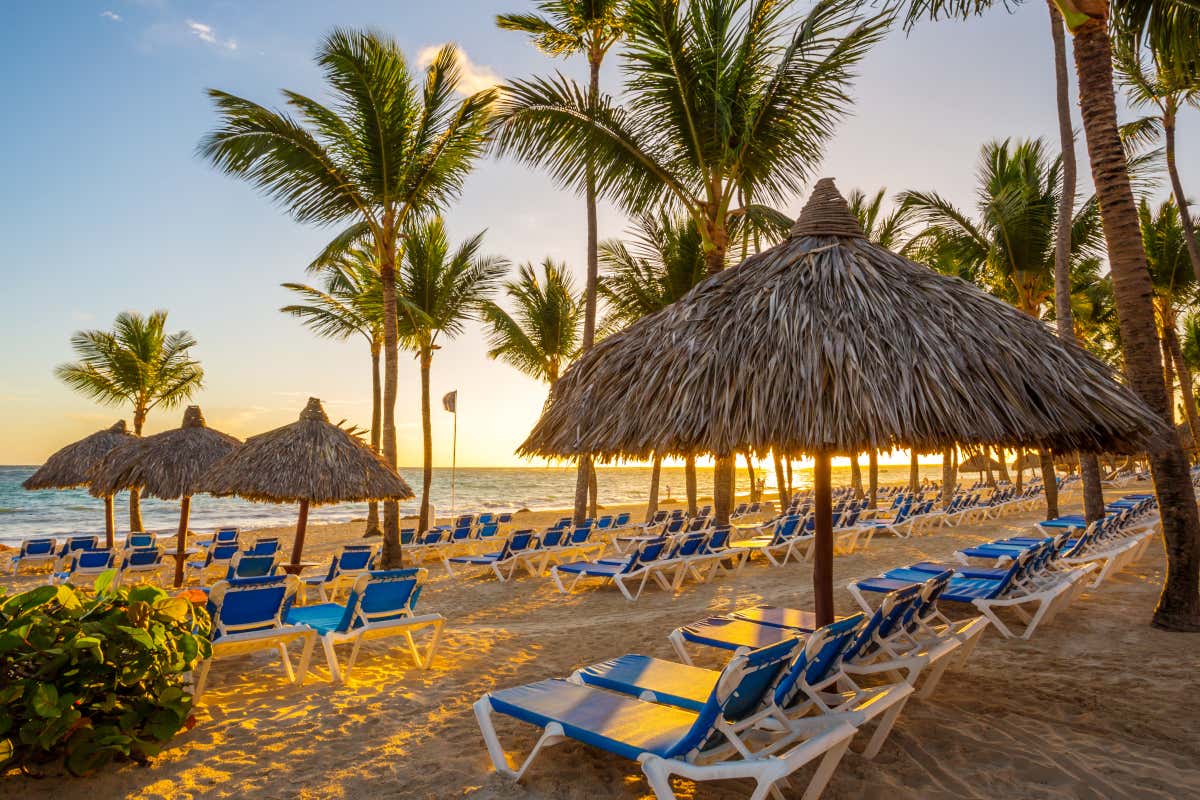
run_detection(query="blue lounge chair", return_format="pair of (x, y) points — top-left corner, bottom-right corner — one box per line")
(445, 530), (539, 581)
(187, 542), (240, 586)
(123, 531), (158, 550)
(224, 552), (282, 581)
(285, 568), (443, 681)
(57, 535), (99, 557)
(302, 545), (377, 601)
(245, 537), (281, 557)
(550, 539), (671, 601)
(7, 537), (57, 575)
(115, 547), (165, 585)
(194, 574), (316, 698)
(50, 548), (118, 585)
(474, 637), (856, 800)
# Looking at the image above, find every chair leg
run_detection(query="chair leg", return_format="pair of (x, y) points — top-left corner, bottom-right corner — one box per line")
(861, 693), (910, 759)
(193, 658), (212, 699)
(322, 635), (344, 683)
(277, 642), (296, 683)
(474, 698), (565, 781)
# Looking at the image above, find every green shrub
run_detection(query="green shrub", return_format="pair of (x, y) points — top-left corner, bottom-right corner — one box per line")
(0, 575), (212, 775)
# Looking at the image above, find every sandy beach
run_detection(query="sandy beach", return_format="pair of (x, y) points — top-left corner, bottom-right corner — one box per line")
(4, 481), (1196, 799)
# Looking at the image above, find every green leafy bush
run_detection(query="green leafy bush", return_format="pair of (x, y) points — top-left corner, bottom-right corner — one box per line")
(0, 575), (212, 775)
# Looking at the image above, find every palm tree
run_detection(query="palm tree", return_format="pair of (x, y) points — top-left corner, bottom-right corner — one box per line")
(847, 187), (914, 505)
(496, 0), (889, 523)
(482, 258), (583, 392)
(394, 218), (507, 533)
(1140, 199), (1200, 447)
(281, 249), (387, 535)
(497, 1), (627, 524)
(1116, 32), (1200, 279)
(200, 30), (495, 568)
(56, 311), (204, 531)
(599, 211), (707, 517)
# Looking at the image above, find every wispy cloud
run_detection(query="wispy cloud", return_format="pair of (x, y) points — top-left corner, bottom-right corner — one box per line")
(100, 10), (122, 22)
(416, 45), (501, 95)
(186, 19), (237, 51)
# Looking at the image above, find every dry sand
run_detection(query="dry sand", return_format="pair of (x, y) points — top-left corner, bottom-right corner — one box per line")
(7, 482), (1199, 799)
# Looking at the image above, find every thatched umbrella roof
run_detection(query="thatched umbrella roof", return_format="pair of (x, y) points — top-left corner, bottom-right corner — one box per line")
(88, 406), (241, 501)
(22, 420), (136, 546)
(960, 454), (1003, 472)
(1011, 452), (1042, 472)
(521, 178), (1163, 625)
(23, 420), (135, 491)
(198, 398), (412, 569)
(521, 179), (1160, 461)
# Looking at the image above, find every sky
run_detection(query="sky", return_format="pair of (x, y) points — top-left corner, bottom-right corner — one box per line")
(0, 1), (1196, 468)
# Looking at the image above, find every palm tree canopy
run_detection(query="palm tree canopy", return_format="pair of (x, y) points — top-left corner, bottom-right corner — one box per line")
(282, 248), (384, 345)
(1140, 198), (1196, 302)
(494, 0), (891, 243)
(55, 311), (204, 414)
(200, 30), (495, 239)
(482, 259), (583, 384)
(395, 218), (508, 350)
(901, 138), (1103, 313)
(598, 212), (707, 331)
(846, 187), (912, 249)
(497, 0), (626, 60)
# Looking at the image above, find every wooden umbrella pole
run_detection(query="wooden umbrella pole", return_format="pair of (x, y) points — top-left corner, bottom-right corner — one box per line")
(174, 495), (191, 587)
(104, 495), (115, 549)
(289, 499), (310, 571)
(813, 451), (834, 627)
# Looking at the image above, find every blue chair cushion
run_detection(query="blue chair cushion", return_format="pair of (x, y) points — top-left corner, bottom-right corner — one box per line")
(285, 603), (347, 636)
(576, 654), (714, 712)
(677, 617), (798, 652)
(556, 561), (626, 577)
(487, 679), (702, 762)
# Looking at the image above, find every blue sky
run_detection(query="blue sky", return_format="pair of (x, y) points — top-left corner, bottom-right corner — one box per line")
(1, 1), (1196, 466)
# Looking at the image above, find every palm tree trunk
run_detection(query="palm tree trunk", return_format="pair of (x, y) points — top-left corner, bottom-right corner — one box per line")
(129, 406), (146, 532)
(867, 451), (878, 509)
(1015, 447), (1025, 490)
(366, 342), (382, 537)
(646, 453), (663, 522)
(996, 448), (1011, 483)
(1167, 325), (1200, 454)
(103, 495), (114, 549)
(588, 466), (598, 519)
(1049, 3), (1106, 523)
(173, 495), (190, 588)
(743, 452), (758, 502)
(786, 458), (794, 500)
(574, 57), (603, 526)
(1161, 331), (1177, 425)
(418, 348), (434, 534)
(685, 455), (698, 516)
(941, 447), (956, 508)
(1164, 111), (1200, 280)
(713, 454), (734, 526)
(983, 446), (995, 487)
(773, 452), (789, 510)
(849, 454), (864, 499)
(1072, 14), (1200, 630)
(1040, 449), (1059, 519)
(379, 222), (403, 568)
(909, 450), (920, 492)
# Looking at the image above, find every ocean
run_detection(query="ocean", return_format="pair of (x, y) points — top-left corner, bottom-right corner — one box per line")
(0, 463), (946, 545)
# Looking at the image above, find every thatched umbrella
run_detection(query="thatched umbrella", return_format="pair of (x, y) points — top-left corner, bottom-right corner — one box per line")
(1010, 452), (1042, 472)
(89, 406), (240, 586)
(960, 453), (1003, 481)
(520, 178), (1163, 625)
(198, 398), (413, 572)
(22, 420), (136, 547)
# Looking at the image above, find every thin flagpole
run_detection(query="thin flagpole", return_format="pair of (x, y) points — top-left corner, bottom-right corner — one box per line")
(450, 410), (457, 517)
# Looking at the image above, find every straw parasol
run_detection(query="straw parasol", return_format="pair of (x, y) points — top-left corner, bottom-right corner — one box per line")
(1010, 452), (1042, 472)
(197, 398), (413, 571)
(520, 178), (1163, 625)
(89, 406), (241, 586)
(22, 420), (136, 547)
(960, 453), (1003, 480)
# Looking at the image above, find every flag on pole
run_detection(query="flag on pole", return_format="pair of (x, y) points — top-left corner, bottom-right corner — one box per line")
(442, 390), (457, 414)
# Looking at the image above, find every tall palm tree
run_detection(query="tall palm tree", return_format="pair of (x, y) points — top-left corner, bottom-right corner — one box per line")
(281, 250), (387, 535)
(482, 258), (583, 392)
(848, 187), (914, 505)
(496, 0), (889, 523)
(497, 1), (627, 524)
(56, 311), (204, 531)
(1140, 199), (1200, 447)
(200, 30), (495, 567)
(394, 218), (507, 533)
(904, 138), (1106, 516)
(599, 211), (707, 517)
(1116, 31), (1200, 279)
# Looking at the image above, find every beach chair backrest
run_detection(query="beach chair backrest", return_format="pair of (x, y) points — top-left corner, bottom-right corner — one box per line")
(60, 535), (98, 556)
(477, 522), (500, 539)
(773, 516), (801, 543)
(214, 528), (240, 545)
(843, 585), (919, 663)
(668, 637), (801, 760)
(336, 546), (375, 575)
(541, 527), (567, 548)
(226, 552), (280, 581)
(773, 613), (866, 708)
(208, 575), (297, 637)
(595, 515), (614, 530)
(453, 514), (474, 528)
(663, 518), (686, 535)
(508, 531), (537, 553)
(70, 549), (116, 573)
(451, 525), (473, 542)
(672, 532), (706, 559)
(208, 543), (239, 566)
(124, 547), (162, 567)
(704, 526), (732, 551)
(569, 526), (592, 545)
(615, 512), (631, 528)
(126, 532), (156, 549)
(632, 539), (668, 569)
(245, 537), (280, 557)
(338, 568), (427, 630)
(20, 538), (56, 557)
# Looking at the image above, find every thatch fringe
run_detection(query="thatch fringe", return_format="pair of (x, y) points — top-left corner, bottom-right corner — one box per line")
(520, 179), (1162, 461)
(23, 421), (135, 491)
(197, 398), (413, 504)
(88, 406), (241, 501)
